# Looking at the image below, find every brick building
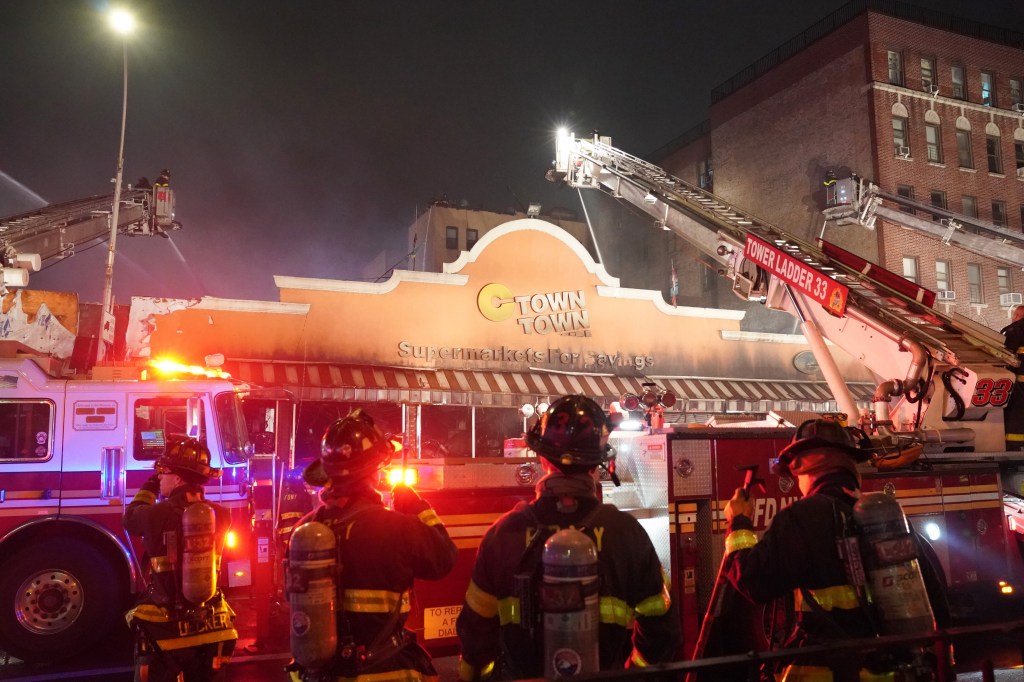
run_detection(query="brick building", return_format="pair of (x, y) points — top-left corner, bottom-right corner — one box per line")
(658, 0), (1024, 331)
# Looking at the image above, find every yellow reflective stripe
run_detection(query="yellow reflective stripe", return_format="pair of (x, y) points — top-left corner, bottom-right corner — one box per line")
(156, 627), (238, 650)
(149, 556), (173, 573)
(496, 596), (519, 624)
(782, 664), (833, 681)
(343, 589), (411, 613)
(132, 489), (156, 505)
(459, 658), (495, 681)
(464, 580), (500, 619)
(859, 671), (896, 681)
(417, 508), (443, 527)
(794, 585), (859, 612)
(125, 603), (173, 623)
(600, 596), (635, 627)
(725, 529), (758, 554)
(1007, 433), (1024, 442)
(630, 648), (649, 667)
(635, 582), (672, 617)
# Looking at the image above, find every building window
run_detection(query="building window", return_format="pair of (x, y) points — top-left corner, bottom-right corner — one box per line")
(445, 226), (458, 250)
(967, 263), (983, 304)
(962, 195), (977, 218)
(893, 117), (909, 156)
(998, 267), (1012, 297)
(1015, 141), (1024, 179)
(993, 200), (1007, 227)
(698, 158), (713, 190)
(988, 135), (1003, 174)
(902, 256), (919, 283)
(466, 228), (479, 250)
(930, 190), (947, 221)
(956, 130), (974, 168)
(888, 51), (904, 86)
(897, 185), (915, 214)
(1012, 78), (1023, 107)
(925, 124), (942, 163)
(981, 71), (996, 106)
(920, 56), (936, 92)
(951, 65), (966, 100)
(935, 260), (950, 291)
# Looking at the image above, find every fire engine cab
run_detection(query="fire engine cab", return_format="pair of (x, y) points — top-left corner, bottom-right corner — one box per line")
(0, 355), (252, 663)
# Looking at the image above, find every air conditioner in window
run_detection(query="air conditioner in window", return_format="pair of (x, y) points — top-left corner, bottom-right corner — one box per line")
(1001, 292), (1024, 306)
(1016, 166), (1024, 179)
(896, 146), (911, 158)
(1014, 102), (1024, 113)
(937, 290), (956, 301)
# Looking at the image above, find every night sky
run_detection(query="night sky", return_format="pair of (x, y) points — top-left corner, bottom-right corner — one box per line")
(3, 0), (1022, 304)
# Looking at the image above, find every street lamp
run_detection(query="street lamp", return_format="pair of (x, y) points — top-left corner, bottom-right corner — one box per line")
(96, 8), (135, 363)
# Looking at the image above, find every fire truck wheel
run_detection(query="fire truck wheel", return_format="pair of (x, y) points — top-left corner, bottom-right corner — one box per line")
(0, 539), (122, 663)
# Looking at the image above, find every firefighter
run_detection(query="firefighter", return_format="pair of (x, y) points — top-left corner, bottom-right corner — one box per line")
(155, 169), (171, 186)
(1002, 305), (1024, 451)
(123, 437), (237, 682)
(456, 394), (680, 681)
(285, 408), (458, 682)
(276, 463), (316, 553)
(720, 418), (930, 681)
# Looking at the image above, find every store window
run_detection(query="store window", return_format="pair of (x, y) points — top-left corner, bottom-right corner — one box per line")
(445, 226), (458, 250)
(981, 71), (996, 107)
(966, 263), (983, 304)
(951, 65), (966, 100)
(902, 256), (919, 284)
(988, 135), (1004, 174)
(0, 400), (53, 460)
(925, 124), (942, 163)
(935, 260), (950, 291)
(993, 200), (1007, 227)
(956, 130), (974, 169)
(887, 51), (904, 86)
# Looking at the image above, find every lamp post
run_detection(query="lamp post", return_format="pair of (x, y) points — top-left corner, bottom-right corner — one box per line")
(96, 8), (135, 364)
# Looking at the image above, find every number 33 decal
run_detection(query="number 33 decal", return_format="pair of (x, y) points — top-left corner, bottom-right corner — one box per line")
(972, 378), (1014, 407)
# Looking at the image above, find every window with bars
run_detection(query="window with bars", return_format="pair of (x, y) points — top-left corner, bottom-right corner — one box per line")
(957, 130), (974, 168)
(967, 263), (983, 304)
(925, 124), (942, 163)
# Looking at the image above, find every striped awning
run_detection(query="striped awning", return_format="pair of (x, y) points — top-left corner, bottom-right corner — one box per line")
(224, 360), (875, 412)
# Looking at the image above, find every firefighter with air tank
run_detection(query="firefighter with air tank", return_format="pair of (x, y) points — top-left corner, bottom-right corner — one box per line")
(456, 394), (681, 680)
(285, 409), (458, 682)
(719, 418), (939, 681)
(123, 437), (237, 682)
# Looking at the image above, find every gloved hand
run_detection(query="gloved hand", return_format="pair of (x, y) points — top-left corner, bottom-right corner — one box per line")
(141, 472), (161, 496)
(724, 487), (754, 530)
(391, 484), (429, 515)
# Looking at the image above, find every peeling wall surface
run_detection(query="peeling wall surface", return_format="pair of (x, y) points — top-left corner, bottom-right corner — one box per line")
(125, 297), (198, 359)
(0, 290), (78, 358)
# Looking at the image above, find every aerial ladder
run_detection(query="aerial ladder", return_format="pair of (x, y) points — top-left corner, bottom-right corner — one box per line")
(822, 173), (1024, 271)
(0, 184), (180, 293)
(549, 131), (1016, 452)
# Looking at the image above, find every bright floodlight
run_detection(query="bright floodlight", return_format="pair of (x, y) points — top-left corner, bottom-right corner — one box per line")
(557, 127), (569, 139)
(108, 8), (135, 34)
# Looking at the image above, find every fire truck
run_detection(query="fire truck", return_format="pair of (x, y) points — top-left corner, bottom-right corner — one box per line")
(0, 355), (254, 663)
(385, 132), (1024, 659)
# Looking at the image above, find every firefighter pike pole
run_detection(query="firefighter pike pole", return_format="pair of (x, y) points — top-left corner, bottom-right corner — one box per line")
(686, 465), (764, 682)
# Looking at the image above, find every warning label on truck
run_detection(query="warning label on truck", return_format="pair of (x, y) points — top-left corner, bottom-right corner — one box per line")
(423, 605), (462, 639)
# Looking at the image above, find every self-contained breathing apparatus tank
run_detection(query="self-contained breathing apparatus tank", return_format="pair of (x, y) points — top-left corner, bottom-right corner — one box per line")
(288, 521), (339, 672)
(853, 492), (936, 635)
(180, 501), (218, 604)
(541, 528), (600, 678)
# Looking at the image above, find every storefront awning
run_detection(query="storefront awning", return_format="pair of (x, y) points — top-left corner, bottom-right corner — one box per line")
(225, 360), (876, 414)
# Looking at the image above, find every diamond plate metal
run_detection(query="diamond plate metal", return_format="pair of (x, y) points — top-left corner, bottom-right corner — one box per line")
(670, 437), (712, 498)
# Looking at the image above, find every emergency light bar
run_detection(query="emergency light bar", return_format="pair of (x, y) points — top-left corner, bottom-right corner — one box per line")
(147, 357), (232, 379)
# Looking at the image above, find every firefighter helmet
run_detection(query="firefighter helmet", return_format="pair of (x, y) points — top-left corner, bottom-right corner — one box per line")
(303, 410), (394, 487)
(156, 437), (222, 480)
(773, 418), (871, 475)
(525, 395), (614, 472)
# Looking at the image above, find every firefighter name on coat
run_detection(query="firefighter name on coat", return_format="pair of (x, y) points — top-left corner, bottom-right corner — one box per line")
(526, 525), (605, 551)
(176, 610), (232, 637)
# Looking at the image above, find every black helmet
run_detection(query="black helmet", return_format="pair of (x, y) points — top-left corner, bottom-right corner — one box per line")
(303, 410), (394, 487)
(156, 437), (221, 480)
(773, 418), (871, 475)
(526, 395), (614, 472)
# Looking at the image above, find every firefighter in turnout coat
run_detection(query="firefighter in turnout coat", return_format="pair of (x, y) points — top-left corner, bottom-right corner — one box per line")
(286, 409), (458, 682)
(123, 437), (237, 682)
(456, 395), (680, 680)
